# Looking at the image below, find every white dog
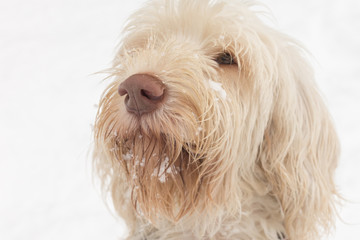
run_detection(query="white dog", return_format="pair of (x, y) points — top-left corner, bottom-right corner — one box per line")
(93, 0), (340, 239)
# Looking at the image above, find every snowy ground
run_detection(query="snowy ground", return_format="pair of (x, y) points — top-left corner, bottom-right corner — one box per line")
(0, 0), (359, 239)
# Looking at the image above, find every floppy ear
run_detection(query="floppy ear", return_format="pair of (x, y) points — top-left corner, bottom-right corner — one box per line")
(259, 43), (340, 239)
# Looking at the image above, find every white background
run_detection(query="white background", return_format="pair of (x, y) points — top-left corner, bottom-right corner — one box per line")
(0, 0), (359, 239)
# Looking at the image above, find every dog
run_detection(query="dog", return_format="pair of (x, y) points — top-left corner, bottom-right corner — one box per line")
(93, 0), (340, 239)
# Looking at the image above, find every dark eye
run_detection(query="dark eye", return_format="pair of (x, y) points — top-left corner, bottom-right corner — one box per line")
(215, 52), (235, 65)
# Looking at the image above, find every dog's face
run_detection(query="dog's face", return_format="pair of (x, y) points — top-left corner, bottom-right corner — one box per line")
(95, 0), (271, 219)
(94, 0), (339, 239)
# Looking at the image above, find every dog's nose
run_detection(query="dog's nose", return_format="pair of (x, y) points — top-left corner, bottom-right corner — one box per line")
(118, 74), (165, 115)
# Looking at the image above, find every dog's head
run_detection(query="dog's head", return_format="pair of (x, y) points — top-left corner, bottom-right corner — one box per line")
(94, 0), (339, 239)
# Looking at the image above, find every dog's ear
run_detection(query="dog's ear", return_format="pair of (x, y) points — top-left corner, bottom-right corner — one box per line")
(259, 43), (340, 239)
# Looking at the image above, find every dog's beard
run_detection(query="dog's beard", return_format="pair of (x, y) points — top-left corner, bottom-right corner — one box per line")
(117, 128), (203, 221)
(94, 85), (211, 222)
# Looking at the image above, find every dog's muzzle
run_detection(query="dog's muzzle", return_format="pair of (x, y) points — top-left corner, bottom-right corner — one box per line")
(118, 74), (165, 115)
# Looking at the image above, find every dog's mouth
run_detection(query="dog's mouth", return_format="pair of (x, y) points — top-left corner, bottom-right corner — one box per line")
(117, 131), (205, 219)
(120, 131), (195, 166)
(116, 129), (204, 187)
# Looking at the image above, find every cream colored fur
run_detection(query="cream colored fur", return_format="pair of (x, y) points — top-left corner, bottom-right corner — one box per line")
(93, 0), (340, 239)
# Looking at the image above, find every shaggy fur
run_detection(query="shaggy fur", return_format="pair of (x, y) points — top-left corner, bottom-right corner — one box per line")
(93, 0), (340, 239)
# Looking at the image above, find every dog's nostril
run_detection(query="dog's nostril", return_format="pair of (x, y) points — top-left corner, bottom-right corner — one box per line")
(124, 94), (130, 104)
(118, 88), (128, 96)
(141, 89), (164, 101)
(118, 74), (165, 115)
(140, 89), (150, 99)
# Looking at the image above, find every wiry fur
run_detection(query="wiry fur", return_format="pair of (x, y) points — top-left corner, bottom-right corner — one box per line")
(93, 0), (340, 239)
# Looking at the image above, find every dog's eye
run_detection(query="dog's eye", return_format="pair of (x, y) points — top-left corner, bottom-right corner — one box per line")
(215, 52), (235, 65)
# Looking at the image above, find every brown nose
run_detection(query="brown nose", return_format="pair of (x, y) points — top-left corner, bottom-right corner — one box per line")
(118, 74), (165, 115)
